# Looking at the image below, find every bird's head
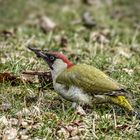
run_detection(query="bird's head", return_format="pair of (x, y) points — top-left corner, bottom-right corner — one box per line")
(38, 51), (73, 71)
(28, 47), (73, 73)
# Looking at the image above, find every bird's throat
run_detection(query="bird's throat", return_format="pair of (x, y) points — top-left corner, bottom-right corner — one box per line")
(51, 59), (67, 79)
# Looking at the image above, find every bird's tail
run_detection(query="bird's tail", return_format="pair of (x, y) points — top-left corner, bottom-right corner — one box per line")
(93, 95), (140, 118)
(109, 95), (140, 119)
(108, 95), (133, 112)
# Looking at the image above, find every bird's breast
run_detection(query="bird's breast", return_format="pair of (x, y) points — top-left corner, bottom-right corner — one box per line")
(53, 82), (92, 105)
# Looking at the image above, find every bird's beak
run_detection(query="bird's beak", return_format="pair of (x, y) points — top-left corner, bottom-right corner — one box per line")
(27, 46), (43, 58)
(28, 46), (53, 69)
(27, 46), (48, 58)
(36, 51), (54, 69)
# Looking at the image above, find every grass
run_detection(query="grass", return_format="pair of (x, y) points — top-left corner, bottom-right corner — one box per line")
(0, 0), (140, 139)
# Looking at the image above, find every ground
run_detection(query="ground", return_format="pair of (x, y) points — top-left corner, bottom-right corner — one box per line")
(0, 0), (140, 139)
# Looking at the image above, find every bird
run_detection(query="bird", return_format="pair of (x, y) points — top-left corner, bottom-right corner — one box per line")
(28, 47), (137, 116)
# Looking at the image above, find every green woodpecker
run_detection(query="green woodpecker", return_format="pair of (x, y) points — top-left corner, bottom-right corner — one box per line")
(28, 47), (137, 116)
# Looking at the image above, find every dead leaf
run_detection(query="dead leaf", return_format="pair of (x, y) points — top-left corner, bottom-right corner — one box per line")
(122, 68), (134, 76)
(0, 72), (22, 86)
(22, 71), (53, 89)
(82, 11), (96, 28)
(114, 47), (132, 58)
(4, 128), (17, 140)
(57, 127), (70, 139)
(82, 0), (95, 5)
(116, 124), (129, 130)
(9, 118), (18, 126)
(0, 116), (8, 126)
(60, 36), (68, 48)
(134, 66), (140, 73)
(0, 73), (11, 82)
(21, 121), (28, 128)
(0, 72), (41, 86)
(2, 135), (8, 140)
(70, 126), (79, 137)
(55, 120), (85, 139)
(72, 120), (83, 127)
(20, 135), (29, 140)
(131, 44), (140, 53)
(21, 73), (39, 84)
(0, 70), (52, 88)
(90, 31), (110, 44)
(64, 125), (73, 133)
(0, 102), (11, 111)
(0, 28), (16, 39)
(39, 15), (56, 33)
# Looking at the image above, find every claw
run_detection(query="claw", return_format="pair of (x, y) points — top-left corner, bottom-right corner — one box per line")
(129, 110), (140, 120)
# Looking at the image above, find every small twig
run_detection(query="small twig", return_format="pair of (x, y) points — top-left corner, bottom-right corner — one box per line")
(113, 108), (117, 129)
(62, 103), (65, 114)
(92, 118), (99, 139)
(22, 71), (51, 76)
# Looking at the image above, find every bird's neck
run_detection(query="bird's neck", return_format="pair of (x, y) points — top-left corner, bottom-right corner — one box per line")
(51, 59), (67, 80)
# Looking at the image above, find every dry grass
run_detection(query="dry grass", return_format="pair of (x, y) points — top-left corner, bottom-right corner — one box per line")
(0, 0), (140, 139)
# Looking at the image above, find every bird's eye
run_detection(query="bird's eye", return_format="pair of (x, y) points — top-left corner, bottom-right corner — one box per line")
(50, 56), (55, 61)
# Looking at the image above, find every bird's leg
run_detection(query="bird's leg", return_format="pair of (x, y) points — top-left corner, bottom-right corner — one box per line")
(72, 102), (77, 108)
(72, 102), (86, 115)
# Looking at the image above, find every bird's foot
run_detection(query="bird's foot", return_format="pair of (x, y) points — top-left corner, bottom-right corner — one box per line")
(71, 102), (86, 116)
(76, 106), (86, 116)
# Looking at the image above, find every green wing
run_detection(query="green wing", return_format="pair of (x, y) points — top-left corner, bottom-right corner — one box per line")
(56, 64), (124, 94)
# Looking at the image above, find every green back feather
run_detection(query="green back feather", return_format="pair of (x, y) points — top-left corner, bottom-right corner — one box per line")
(56, 64), (123, 94)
